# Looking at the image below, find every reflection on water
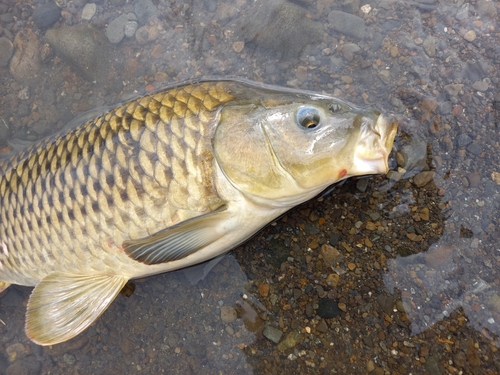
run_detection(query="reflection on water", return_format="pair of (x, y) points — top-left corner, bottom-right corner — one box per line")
(1, 0), (500, 373)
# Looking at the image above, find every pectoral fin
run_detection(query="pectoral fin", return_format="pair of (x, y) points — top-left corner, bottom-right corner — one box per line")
(123, 205), (230, 265)
(26, 272), (128, 346)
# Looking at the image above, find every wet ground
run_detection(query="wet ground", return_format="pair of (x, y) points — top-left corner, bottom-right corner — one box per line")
(1, 0), (500, 374)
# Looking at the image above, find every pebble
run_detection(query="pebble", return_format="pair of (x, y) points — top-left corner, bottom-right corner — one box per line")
(463, 30), (476, 42)
(467, 142), (482, 156)
(413, 171), (435, 187)
(134, 0), (157, 24)
(325, 273), (340, 287)
(220, 306), (237, 323)
(321, 244), (342, 266)
(106, 14), (129, 44)
(124, 21), (138, 38)
(6, 343), (26, 362)
(419, 207), (430, 221)
(455, 3), (469, 20)
(0, 37), (13, 67)
(328, 11), (366, 39)
(444, 83), (463, 97)
(258, 283), (270, 297)
(472, 80), (489, 91)
(491, 171), (500, 185)
(456, 133), (472, 147)
(9, 29), (41, 83)
(232, 41), (244, 53)
(263, 325), (283, 343)
(81, 3), (96, 21)
(423, 34), (436, 57)
(32, 1), (61, 29)
(316, 319), (328, 333)
(317, 298), (341, 319)
(277, 332), (303, 351)
(378, 70), (391, 84)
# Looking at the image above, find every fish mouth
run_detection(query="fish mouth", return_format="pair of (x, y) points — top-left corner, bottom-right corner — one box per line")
(352, 115), (398, 175)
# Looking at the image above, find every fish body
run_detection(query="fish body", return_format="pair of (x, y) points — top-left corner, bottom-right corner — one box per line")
(0, 79), (397, 345)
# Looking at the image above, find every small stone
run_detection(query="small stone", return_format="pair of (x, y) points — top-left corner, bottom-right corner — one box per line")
(390, 46), (399, 57)
(154, 71), (168, 82)
(477, 0), (497, 19)
(258, 283), (270, 297)
(120, 336), (135, 353)
(377, 294), (394, 315)
(472, 80), (489, 92)
(467, 172), (481, 187)
(347, 262), (356, 270)
(18, 87), (30, 100)
(135, 0), (157, 24)
(413, 171), (435, 187)
(356, 178), (369, 192)
(378, 69), (390, 84)
(316, 319), (328, 333)
(220, 306), (237, 323)
(456, 133), (472, 147)
(9, 29), (41, 83)
(367, 359), (375, 372)
(135, 25), (155, 45)
(444, 84), (463, 97)
(466, 339), (482, 367)
(124, 21), (138, 38)
(491, 171), (500, 185)
(325, 273), (340, 287)
(423, 34), (436, 57)
(263, 326), (283, 343)
(81, 3), (96, 20)
(338, 302), (347, 311)
(406, 232), (422, 242)
(467, 142), (482, 156)
(232, 41), (244, 52)
(106, 14), (129, 44)
(0, 37), (14, 67)
(317, 298), (341, 319)
(321, 244), (342, 266)
(296, 66), (308, 81)
(464, 30), (476, 42)
(455, 3), (469, 20)
(419, 207), (429, 221)
(341, 75), (353, 84)
(328, 11), (366, 39)
(277, 332), (303, 351)
(32, 1), (61, 29)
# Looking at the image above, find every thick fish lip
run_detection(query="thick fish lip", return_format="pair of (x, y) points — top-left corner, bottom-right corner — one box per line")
(353, 115), (398, 175)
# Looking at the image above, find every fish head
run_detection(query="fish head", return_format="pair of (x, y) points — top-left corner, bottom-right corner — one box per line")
(214, 90), (398, 206)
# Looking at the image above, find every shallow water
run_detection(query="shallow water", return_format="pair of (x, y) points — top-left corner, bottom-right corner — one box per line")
(0, 0), (499, 373)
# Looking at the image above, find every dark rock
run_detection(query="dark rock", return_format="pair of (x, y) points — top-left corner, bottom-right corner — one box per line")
(317, 298), (341, 319)
(377, 294), (394, 315)
(328, 11), (366, 39)
(32, 1), (61, 29)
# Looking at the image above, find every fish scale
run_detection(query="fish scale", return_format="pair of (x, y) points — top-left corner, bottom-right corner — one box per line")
(0, 81), (234, 286)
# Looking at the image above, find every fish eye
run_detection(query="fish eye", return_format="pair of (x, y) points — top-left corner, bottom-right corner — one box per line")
(296, 107), (321, 130)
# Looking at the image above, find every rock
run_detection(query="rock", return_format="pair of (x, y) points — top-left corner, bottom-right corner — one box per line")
(477, 0), (497, 19)
(455, 3), (469, 20)
(106, 14), (129, 44)
(328, 11), (366, 39)
(263, 326), (283, 343)
(0, 37), (13, 67)
(220, 306), (237, 323)
(419, 207), (430, 221)
(444, 83), (463, 97)
(321, 244), (342, 266)
(81, 3), (97, 21)
(9, 29), (41, 84)
(277, 332), (303, 351)
(135, 0), (157, 24)
(238, 1), (324, 60)
(378, 69), (390, 84)
(32, 1), (61, 29)
(45, 25), (110, 82)
(467, 142), (482, 155)
(423, 34), (435, 57)
(316, 319), (328, 333)
(124, 21), (138, 38)
(472, 80), (489, 91)
(377, 294), (394, 315)
(413, 171), (435, 187)
(464, 30), (476, 42)
(317, 298), (341, 319)
(456, 133), (472, 147)
(424, 245), (453, 268)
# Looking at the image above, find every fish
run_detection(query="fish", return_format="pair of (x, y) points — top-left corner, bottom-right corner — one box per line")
(0, 79), (397, 345)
